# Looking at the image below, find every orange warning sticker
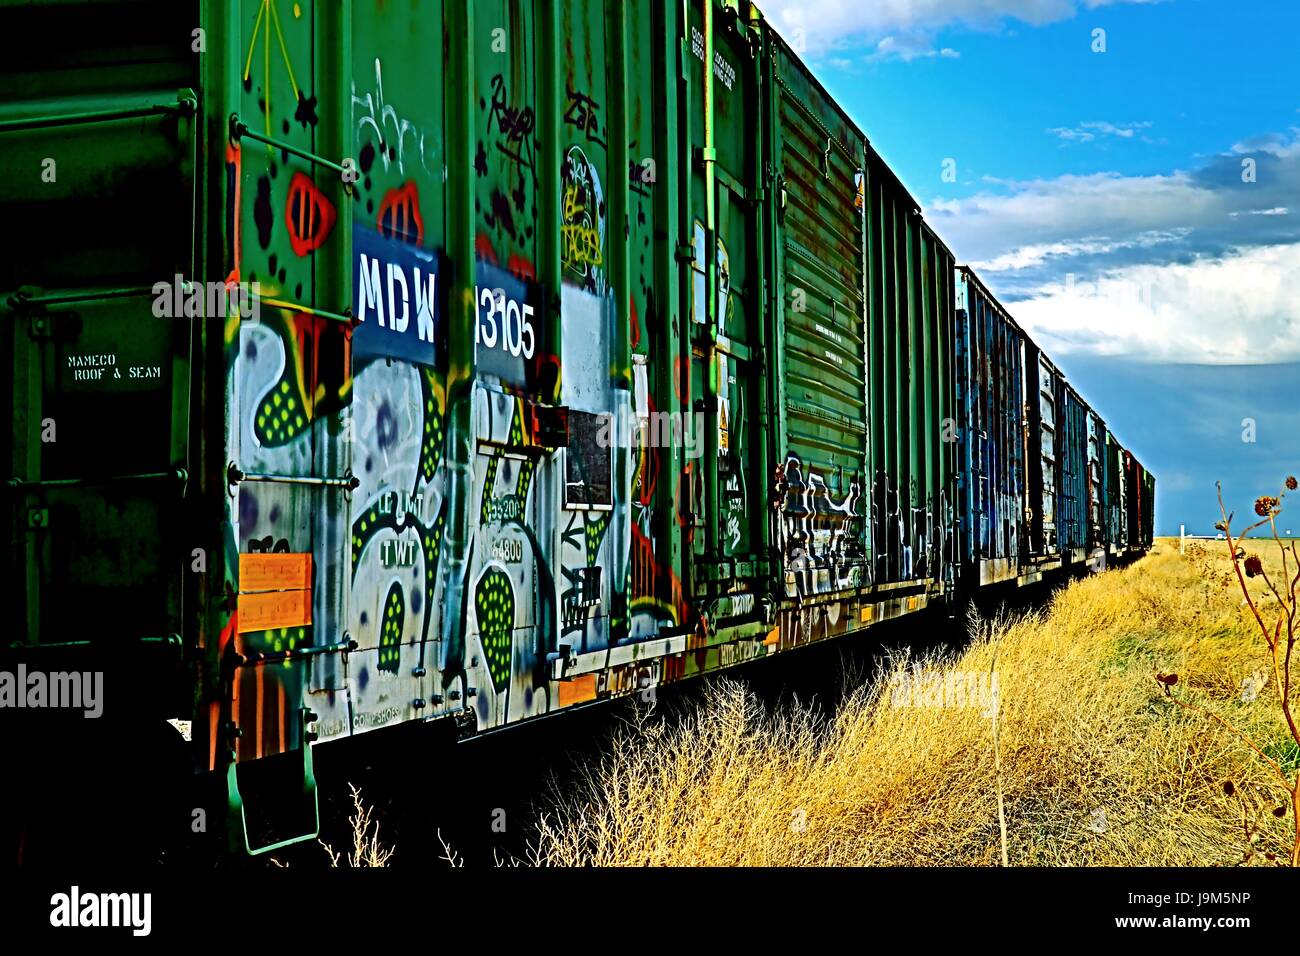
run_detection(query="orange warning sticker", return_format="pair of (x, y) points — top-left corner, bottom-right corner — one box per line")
(239, 552), (312, 592)
(237, 589), (313, 634)
(557, 674), (598, 708)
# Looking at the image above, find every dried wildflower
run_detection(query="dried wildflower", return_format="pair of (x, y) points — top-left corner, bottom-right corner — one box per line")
(1288, 476), (1298, 491)
(1244, 555), (1264, 577)
(1255, 496), (1278, 517)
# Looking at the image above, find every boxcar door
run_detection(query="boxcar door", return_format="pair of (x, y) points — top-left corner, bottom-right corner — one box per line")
(684, 1), (767, 611)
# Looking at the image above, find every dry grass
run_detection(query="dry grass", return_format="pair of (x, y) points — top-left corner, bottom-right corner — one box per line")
(320, 784), (396, 867)
(533, 540), (1298, 866)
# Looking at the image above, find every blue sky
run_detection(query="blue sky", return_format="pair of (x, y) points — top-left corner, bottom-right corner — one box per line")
(764, 0), (1300, 535)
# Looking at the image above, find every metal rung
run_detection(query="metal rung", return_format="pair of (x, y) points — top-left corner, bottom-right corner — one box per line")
(227, 465), (358, 491)
(8, 468), (187, 492)
(252, 293), (353, 326)
(235, 638), (357, 668)
(0, 94), (195, 134)
(5, 286), (160, 310)
(230, 115), (351, 180)
(9, 634), (182, 652)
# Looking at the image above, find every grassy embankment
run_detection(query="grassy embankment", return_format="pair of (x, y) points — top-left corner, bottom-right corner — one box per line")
(531, 539), (1299, 866)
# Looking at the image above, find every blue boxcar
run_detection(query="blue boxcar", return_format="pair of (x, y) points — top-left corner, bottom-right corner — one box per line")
(955, 268), (1027, 586)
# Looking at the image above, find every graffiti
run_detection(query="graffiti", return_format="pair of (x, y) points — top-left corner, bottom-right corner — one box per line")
(284, 172), (337, 256)
(777, 455), (865, 597)
(719, 639), (765, 668)
(597, 659), (663, 698)
(243, 0), (310, 138)
(475, 567), (516, 694)
(377, 181), (424, 246)
(378, 583), (404, 674)
(353, 58), (433, 175)
(560, 146), (606, 288)
(485, 73), (536, 176)
(247, 314), (348, 449)
(247, 535), (291, 554)
(563, 83), (605, 147)
(561, 186), (602, 268)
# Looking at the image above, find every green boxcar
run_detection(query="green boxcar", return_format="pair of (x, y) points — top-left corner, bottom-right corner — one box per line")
(1, 0), (1146, 857)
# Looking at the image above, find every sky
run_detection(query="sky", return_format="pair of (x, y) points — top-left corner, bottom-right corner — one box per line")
(761, 0), (1300, 535)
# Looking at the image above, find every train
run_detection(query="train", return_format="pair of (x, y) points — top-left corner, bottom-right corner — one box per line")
(0, 0), (1154, 858)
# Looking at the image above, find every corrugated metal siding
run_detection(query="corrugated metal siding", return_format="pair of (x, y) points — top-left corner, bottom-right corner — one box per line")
(1107, 431), (1128, 551)
(1025, 345), (1059, 556)
(865, 151), (954, 585)
(1087, 411), (1106, 549)
(1057, 384), (1089, 554)
(772, 42), (870, 596)
(955, 268), (1024, 579)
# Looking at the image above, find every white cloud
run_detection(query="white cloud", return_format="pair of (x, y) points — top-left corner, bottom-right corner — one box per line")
(970, 229), (1189, 271)
(928, 131), (1300, 364)
(1048, 120), (1154, 143)
(1005, 243), (1300, 364)
(930, 132), (1300, 274)
(869, 34), (963, 61)
(766, 0), (1164, 54)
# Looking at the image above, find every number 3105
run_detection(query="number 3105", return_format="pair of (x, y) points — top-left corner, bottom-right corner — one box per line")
(476, 287), (536, 359)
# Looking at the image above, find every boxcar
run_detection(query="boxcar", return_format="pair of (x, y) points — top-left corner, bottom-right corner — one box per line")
(1086, 409), (1107, 556)
(1056, 382), (1090, 566)
(954, 267), (1025, 587)
(0, 0), (1152, 857)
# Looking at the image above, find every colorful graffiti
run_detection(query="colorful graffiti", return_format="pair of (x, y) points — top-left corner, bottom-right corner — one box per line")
(560, 145), (606, 288)
(777, 455), (867, 596)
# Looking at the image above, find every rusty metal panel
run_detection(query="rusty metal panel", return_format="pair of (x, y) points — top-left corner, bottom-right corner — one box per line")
(769, 34), (870, 598)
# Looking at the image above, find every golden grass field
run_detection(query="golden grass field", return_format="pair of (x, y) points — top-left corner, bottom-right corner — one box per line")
(531, 539), (1300, 866)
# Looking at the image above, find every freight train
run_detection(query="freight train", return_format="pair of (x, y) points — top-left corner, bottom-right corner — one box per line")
(0, 0), (1154, 857)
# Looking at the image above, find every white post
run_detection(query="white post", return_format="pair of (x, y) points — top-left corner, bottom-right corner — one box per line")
(1180, 524), (1185, 555)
